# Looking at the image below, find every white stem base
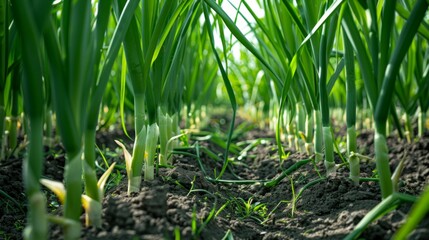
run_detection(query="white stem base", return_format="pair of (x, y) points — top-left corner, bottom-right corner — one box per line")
(144, 165), (154, 181)
(128, 176), (141, 194)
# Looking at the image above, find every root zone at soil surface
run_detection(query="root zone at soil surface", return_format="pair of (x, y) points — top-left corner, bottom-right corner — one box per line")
(1, 122), (429, 240)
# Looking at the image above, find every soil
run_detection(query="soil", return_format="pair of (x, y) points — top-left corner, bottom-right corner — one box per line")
(1, 118), (429, 240)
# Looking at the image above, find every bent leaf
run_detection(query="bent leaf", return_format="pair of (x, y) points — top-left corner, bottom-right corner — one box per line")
(40, 179), (66, 204)
(98, 162), (117, 199)
(115, 140), (132, 176)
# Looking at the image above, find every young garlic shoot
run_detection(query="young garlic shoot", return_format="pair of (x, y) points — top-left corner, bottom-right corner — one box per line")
(343, 30), (359, 185)
(116, 123), (159, 193)
(158, 108), (180, 166)
(11, 0), (50, 238)
(373, 0), (428, 198)
(319, 19), (337, 176)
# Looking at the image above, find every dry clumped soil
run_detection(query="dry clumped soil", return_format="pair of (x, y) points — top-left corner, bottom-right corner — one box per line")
(1, 120), (429, 240)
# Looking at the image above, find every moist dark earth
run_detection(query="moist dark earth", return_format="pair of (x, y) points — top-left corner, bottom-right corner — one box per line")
(1, 118), (429, 240)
